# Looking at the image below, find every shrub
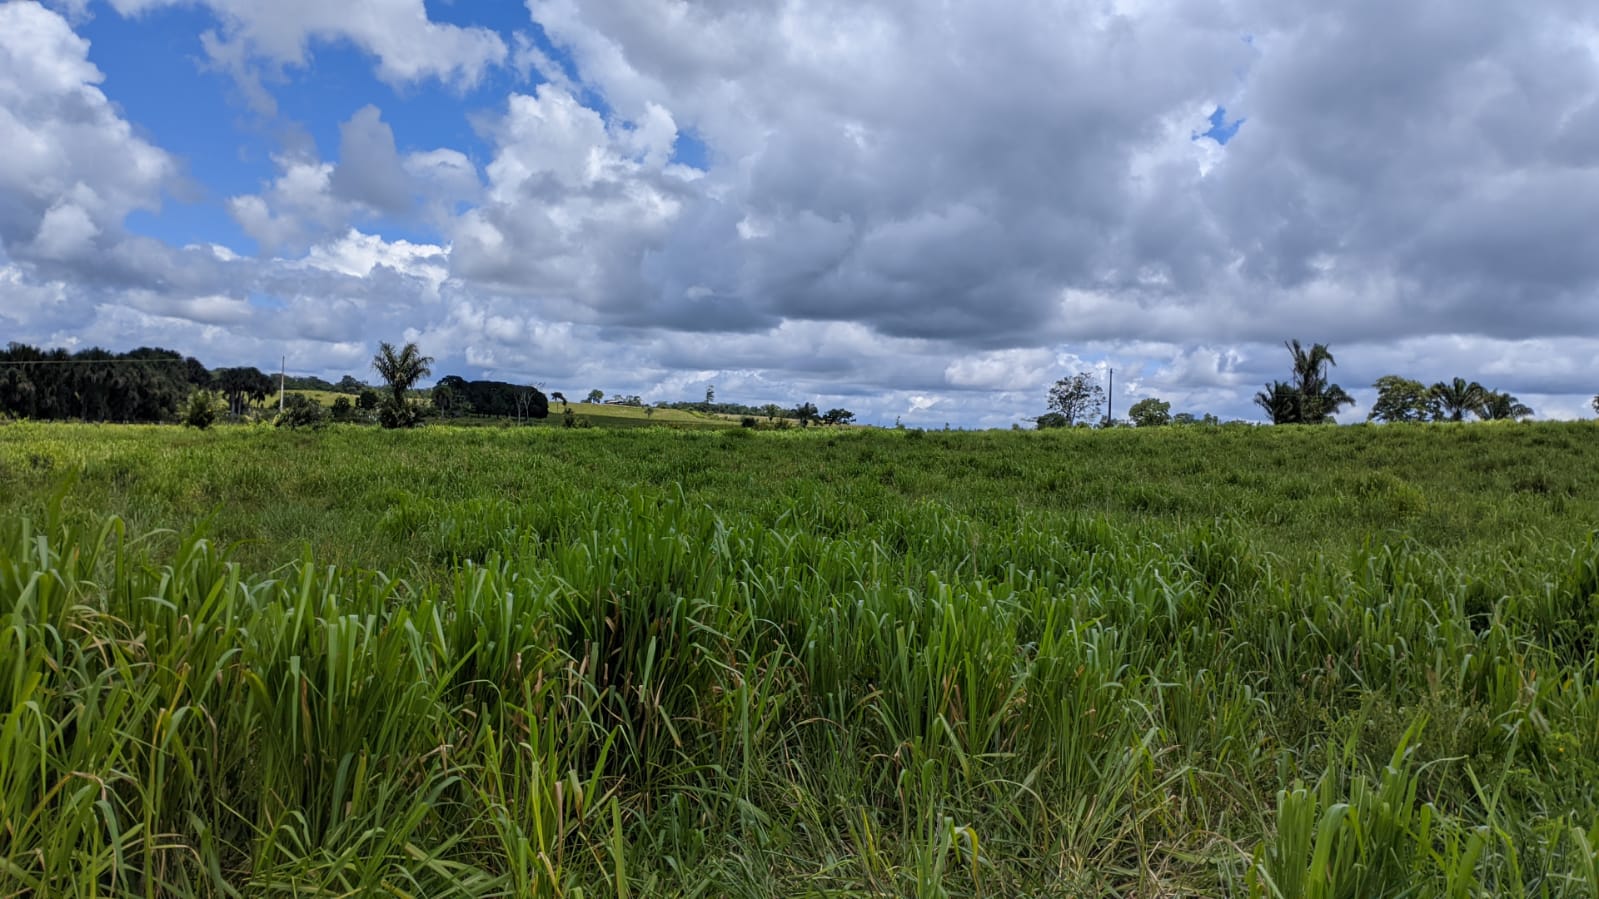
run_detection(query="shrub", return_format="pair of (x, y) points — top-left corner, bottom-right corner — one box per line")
(183, 390), (218, 429)
(378, 398), (426, 429)
(741, 416), (758, 428)
(329, 396), (356, 423)
(274, 394), (326, 430)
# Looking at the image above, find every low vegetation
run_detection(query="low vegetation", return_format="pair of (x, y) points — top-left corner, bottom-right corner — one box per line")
(2, 422), (1598, 896)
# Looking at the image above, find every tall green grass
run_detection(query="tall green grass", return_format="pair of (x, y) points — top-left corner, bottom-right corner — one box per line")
(1, 421), (1598, 895)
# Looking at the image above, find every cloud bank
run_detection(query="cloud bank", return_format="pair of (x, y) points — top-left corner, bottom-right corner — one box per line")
(3, 0), (1598, 426)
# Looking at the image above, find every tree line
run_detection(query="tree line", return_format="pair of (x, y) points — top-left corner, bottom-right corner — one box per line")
(0, 344), (206, 422)
(1250, 340), (1535, 424)
(1040, 339), (1556, 429)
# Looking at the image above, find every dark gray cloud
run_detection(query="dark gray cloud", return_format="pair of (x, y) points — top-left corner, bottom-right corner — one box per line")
(328, 106), (413, 215)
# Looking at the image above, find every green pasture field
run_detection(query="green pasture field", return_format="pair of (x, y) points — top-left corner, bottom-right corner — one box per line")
(1, 420), (1597, 896)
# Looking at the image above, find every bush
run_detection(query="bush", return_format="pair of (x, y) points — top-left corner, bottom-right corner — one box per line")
(378, 398), (426, 429)
(183, 390), (218, 430)
(274, 394), (326, 430)
(330, 396), (356, 423)
(741, 416), (758, 428)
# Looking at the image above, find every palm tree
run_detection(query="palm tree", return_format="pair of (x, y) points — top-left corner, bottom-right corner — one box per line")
(1285, 340), (1354, 423)
(1477, 390), (1533, 421)
(372, 341), (433, 428)
(372, 342), (433, 405)
(1254, 381), (1300, 425)
(1430, 377), (1485, 422)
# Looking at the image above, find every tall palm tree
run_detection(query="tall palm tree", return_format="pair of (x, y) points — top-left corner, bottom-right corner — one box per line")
(1254, 381), (1300, 425)
(372, 341), (433, 408)
(1430, 377), (1485, 422)
(1477, 390), (1533, 421)
(1283, 340), (1354, 423)
(372, 342), (433, 428)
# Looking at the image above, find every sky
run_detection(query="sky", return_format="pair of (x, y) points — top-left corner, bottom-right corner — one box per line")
(1, 0), (1597, 427)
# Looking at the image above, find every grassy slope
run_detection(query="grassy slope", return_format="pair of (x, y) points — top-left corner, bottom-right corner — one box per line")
(2, 421), (1598, 896)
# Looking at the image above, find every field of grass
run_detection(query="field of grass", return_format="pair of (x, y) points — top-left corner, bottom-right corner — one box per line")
(2, 420), (1597, 896)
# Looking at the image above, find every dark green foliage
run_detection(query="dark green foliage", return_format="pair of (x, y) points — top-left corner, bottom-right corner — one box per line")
(1477, 390), (1533, 421)
(274, 393), (327, 429)
(377, 397), (426, 429)
(214, 365), (276, 417)
(821, 407), (855, 425)
(431, 375), (550, 420)
(357, 389), (380, 411)
(1259, 340), (1354, 424)
(1046, 371), (1105, 425)
(1431, 377), (1486, 422)
(1128, 397), (1171, 427)
(182, 390), (218, 429)
(1369, 375), (1434, 423)
(329, 395), (356, 422)
(1035, 411), (1068, 429)
(0, 343), (196, 422)
(372, 342), (432, 429)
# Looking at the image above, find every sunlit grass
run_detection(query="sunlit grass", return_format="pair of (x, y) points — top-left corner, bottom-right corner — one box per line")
(1, 420), (1597, 895)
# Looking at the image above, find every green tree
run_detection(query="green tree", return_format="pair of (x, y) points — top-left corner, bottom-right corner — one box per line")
(356, 389), (380, 412)
(371, 341), (433, 429)
(586, 389), (605, 404)
(794, 401), (819, 427)
(274, 393), (326, 429)
(214, 366), (274, 418)
(1477, 390), (1533, 421)
(182, 390), (218, 429)
(1284, 340), (1353, 423)
(1046, 372), (1105, 426)
(1127, 397), (1171, 427)
(1254, 381), (1299, 425)
(1368, 376), (1433, 423)
(329, 396), (356, 422)
(432, 381), (461, 417)
(1429, 377), (1485, 422)
(1034, 412), (1068, 429)
(822, 408), (855, 425)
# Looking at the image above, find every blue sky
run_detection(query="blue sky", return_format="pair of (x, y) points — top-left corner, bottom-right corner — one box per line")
(2, 0), (1598, 425)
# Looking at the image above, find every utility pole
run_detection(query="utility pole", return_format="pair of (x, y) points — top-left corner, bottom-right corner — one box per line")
(1107, 367), (1114, 425)
(279, 356), (286, 414)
